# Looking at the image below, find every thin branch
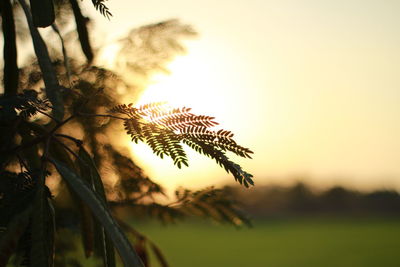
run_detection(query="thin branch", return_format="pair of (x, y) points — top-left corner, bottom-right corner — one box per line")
(52, 137), (81, 162)
(49, 115), (75, 135)
(51, 23), (72, 87)
(52, 137), (92, 171)
(36, 109), (60, 123)
(55, 134), (83, 146)
(6, 115), (75, 154)
(78, 112), (126, 121)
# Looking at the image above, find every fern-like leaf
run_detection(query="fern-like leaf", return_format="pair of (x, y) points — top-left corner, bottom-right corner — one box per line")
(183, 138), (254, 187)
(91, 0), (112, 19)
(111, 102), (253, 186)
(173, 187), (251, 226)
(0, 90), (51, 119)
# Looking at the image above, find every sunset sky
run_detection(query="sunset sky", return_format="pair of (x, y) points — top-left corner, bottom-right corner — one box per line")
(85, 0), (400, 192)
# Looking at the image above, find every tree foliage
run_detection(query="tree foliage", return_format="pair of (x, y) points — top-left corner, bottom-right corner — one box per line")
(0, 1), (253, 266)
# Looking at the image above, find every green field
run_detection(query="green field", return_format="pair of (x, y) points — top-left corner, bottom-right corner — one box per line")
(133, 217), (400, 267)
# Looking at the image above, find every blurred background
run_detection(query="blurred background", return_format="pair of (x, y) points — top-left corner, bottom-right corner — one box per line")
(79, 1), (400, 266)
(88, 0), (400, 193)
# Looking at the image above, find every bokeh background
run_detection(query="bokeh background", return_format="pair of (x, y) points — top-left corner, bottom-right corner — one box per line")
(23, 1), (400, 266)
(88, 0), (400, 193)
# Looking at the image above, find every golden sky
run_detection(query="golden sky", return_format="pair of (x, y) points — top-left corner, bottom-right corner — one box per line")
(87, 0), (400, 191)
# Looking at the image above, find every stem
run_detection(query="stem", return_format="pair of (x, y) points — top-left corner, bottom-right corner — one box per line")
(55, 134), (83, 146)
(36, 110), (60, 123)
(49, 115), (75, 135)
(6, 115), (75, 154)
(51, 23), (72, 87)
(69, 0), (94, 62)
(78, 112), (126, 121)
(52, 137), (81, 163)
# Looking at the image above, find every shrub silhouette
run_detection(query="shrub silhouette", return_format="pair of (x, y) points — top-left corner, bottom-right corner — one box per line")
(0, 1), (253, 266)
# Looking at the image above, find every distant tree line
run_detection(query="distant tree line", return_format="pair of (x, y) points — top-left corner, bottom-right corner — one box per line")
(227, 182), (400, 219)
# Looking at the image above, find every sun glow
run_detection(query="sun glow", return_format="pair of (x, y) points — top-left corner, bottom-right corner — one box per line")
(136, 48), (229, 118)
(127, 45), (243, 191)
(95, 0), (400, 192)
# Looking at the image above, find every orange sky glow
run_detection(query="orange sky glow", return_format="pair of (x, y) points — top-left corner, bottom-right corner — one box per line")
(86, 0), (400, 192)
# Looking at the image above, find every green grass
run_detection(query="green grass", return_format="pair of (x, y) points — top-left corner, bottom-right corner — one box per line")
(132, 217), (400, 267)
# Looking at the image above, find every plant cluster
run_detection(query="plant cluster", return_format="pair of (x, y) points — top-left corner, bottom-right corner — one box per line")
(0, 1), (253, 266)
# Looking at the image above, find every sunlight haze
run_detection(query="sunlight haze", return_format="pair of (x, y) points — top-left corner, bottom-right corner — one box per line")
(88, 0), (400, 192)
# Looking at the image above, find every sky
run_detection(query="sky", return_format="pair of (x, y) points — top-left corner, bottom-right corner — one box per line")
(84, 0), (400, 192)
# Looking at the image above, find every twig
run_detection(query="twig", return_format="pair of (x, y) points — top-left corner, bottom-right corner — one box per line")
(78, 112), (126, 120)
(55, 134), (83, 146)
(51, 115), (74, 134)
(6, 115), (75, 154)
(17, 153), (30, 172)
(51, 23), (73, 87)
(52, 137), (81, 163)
(36, 109), (60, 123)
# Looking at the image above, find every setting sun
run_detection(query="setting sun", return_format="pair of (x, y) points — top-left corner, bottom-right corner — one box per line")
(126, 44), (254, 191)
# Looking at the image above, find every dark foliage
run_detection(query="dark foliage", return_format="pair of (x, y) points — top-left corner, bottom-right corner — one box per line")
(112, 103), (254, 186)
(91, 0), (112, 19)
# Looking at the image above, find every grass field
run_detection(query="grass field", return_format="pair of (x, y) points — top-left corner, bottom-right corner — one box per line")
(132, 217), (400, 267)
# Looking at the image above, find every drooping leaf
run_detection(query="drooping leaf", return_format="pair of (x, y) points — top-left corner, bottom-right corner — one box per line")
(30, 175), (55, 267)
(29, 0), (55, 27)
(149, 242), (169, 267)
(51, 158), (144, 267)
(0, 0), (19, 96)
(69, 0), (94, 62)
(19, 0), (64, 120)
(91, 0), (112, 19)
(117, 219), (170, 267)
(79, 202), (95, 258)
(173, 187), (251, 227)
(74, 149), (95, 258)
(134, 238), (148, 267)
(0, 205), (32, 267)
(77, 146), (116, 266)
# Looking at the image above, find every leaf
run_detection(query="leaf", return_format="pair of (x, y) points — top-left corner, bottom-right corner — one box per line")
(29, 0), (55, 28)
(0, 0), (19, 96)
(117, 219), (170, 267)
(112, 102), (253, 186)
(75, 150), (95, 258)
(19, 0), (64, 120)
(134, 238), (148, 267)
(51, 158), (144, 267)
(30, 182), (54, 267)
(91, 0), (112, 19)
(79, 203), (95, 258)
(172, 187), (252, 227)
(77, 146), (116, 266)
(0, 205), (32, 267)
(149, 242), (169, 267)
(69, 0), (94, 62)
